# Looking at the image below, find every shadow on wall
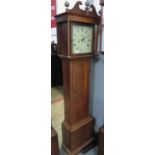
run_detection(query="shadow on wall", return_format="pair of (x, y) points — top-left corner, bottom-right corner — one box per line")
(90, 53), (104, 130)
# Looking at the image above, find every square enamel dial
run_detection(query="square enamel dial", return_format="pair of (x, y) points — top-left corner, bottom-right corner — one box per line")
(72, 24), (94, 54)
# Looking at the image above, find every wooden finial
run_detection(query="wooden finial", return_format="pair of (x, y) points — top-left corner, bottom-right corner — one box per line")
(85, 1), (90, 14)
(85, 1), (90, 8)
(100, 0), (104, 6)
(64, 0), (70, 10)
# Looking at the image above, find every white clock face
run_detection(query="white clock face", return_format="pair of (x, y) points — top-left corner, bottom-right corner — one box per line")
(72, 24), (93, 54)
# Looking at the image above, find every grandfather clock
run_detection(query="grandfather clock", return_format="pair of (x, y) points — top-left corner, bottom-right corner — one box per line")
(55, 1), (100, 154)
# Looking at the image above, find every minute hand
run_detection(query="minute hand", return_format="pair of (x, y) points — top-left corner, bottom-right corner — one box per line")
(81, 37), (85, 42)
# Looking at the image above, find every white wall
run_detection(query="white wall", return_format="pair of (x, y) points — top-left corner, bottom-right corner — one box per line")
(51, 27), (57, 42)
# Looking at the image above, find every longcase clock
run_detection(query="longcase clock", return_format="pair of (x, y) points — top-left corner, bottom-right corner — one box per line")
(55, 1), (100, 155)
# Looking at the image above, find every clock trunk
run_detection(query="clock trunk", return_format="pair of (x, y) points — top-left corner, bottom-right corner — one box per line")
(61, 57), (95, 155)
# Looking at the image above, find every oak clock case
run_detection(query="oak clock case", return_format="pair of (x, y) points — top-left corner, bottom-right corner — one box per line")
(55, 1), (100, 155)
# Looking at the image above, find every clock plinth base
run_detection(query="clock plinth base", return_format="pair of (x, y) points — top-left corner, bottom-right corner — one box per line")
(62, 117), (95, 155)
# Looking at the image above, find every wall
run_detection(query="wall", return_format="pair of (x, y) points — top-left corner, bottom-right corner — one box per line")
(51, 0), (94, 42)
(89, 0), (104, 129)
(51, 0), (87, 42)
(90, 50), (104, 130)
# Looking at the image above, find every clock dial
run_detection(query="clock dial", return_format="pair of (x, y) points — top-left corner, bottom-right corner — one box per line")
(72, 24), (93, 54)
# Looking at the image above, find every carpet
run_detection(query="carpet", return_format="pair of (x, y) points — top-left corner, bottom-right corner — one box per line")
(51, 86), (64, 148)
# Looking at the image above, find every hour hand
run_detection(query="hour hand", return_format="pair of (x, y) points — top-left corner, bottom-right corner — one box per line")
(81, 37), (85, 42)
